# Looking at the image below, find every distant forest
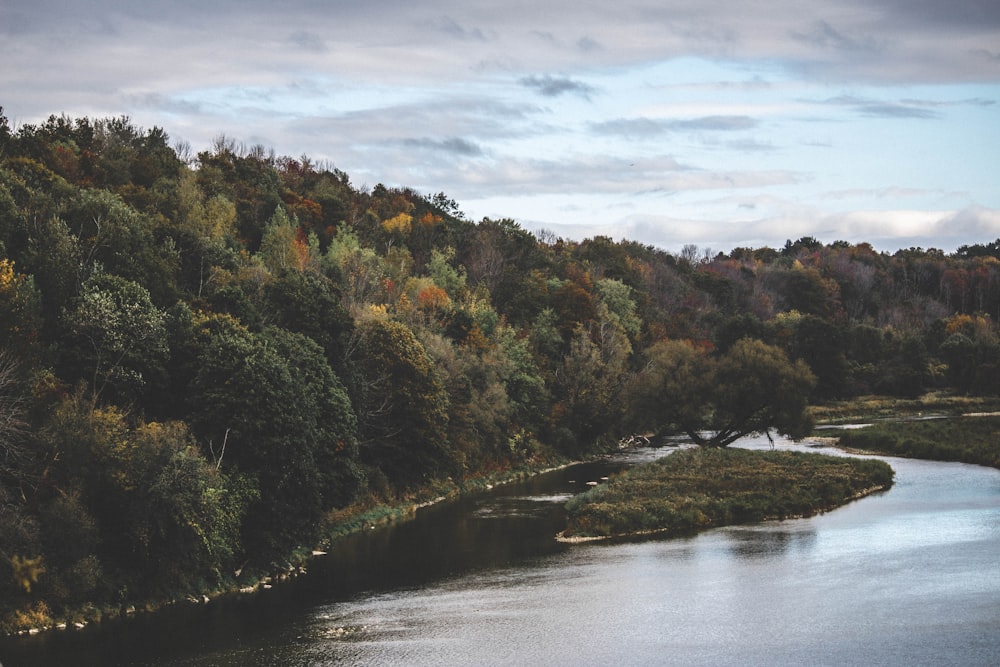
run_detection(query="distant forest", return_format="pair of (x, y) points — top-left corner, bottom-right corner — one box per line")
(1, 111), (998, 626)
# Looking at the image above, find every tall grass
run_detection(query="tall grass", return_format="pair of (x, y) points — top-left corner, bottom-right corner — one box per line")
(563, 448), (893, 539)
(811, 393), (1000, 424)
(832, 416), (1000, 469)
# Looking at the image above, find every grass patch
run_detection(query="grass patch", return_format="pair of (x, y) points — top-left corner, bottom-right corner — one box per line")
(562, 448), (894, 540)
(829, 415), (1000, 470)
(811, 393), (1000, 424)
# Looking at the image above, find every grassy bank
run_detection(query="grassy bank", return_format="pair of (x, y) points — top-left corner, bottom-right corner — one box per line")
(562, 448), (894, 540)
(810, 392), (1000, 424)
(828, 415), (1000, 469)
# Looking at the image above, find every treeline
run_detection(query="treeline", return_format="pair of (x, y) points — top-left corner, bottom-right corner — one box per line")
(1, 111), (998, 626)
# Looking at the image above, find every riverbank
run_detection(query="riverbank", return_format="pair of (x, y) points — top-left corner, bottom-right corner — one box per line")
(1, 455), (578, 637)
(809, 392), (1000, 424)
(561, 447), (895, 541)
(826, 414), (1000, 469)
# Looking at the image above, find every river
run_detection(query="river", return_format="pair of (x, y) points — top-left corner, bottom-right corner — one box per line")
(3, 435), (999, 666)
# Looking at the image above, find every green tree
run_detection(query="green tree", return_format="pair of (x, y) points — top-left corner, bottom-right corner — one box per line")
(258, 206), (310, 272)
(185, 316), (361, 558)
(595, 278), (642, 340)
(355, 317), (451, 487)
(37, 393), (244, 596)
(263, 269), (354, 373)
(628, 338), (815, 447)
(60, 272), (167, 403)
(549, 310), (632, 454)
(64, 188), (180, 303)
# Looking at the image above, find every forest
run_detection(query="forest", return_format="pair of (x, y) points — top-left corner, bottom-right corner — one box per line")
(1, 110), (999, 630)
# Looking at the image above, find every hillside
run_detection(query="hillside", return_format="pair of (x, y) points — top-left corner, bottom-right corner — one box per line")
(1, 110), (999, 630)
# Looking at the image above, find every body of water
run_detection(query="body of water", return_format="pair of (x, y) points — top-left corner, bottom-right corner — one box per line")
(4, 436), (999, 666)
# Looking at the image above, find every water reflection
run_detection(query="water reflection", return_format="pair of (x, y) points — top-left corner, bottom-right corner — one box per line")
(722, 524), (818, 559)
(472, 493), (575, 519)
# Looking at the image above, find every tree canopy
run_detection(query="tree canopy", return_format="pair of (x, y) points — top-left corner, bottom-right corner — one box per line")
(628, 338), (815, 446)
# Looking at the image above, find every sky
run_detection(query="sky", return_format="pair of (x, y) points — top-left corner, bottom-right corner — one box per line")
(2, 1), (1000, 255)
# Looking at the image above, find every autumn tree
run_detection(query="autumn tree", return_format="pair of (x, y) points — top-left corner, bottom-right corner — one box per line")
(258, 205), (314, 272)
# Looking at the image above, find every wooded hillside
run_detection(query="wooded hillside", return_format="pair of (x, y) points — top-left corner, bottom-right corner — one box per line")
(1, 111), (998, 627)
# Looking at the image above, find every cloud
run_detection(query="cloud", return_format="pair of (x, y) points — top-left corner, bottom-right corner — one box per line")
(3, 0), (997, 256)
(401, 137), (485, 157)
(521, 204), (1000, 255)
(856, 104), (940, 119)
(813, 95), (942, 119)
(288, 30), (327, 53)
(519, 75), (597, 99)
(789, 20), (881, 54)
(428, 16), (492, 42)
(592, 115), (758, 138)
(447, 153), (800, 199)
(124, 92), (205, 116)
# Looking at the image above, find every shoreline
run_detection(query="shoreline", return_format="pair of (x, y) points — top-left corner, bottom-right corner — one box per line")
(3, 456), (582, 638)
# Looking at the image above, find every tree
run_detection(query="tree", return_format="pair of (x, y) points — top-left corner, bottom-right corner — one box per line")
(263, 269), (354, 373)
(354, 318), (452, 487)
(0, 259), (43, 361)
(0, 351), (29, 484)
(258, 206), (310, 272)
(628, 338), (815, 447)
(64, 188), (180, 303)
(60, 272), (168, 404)
(185, 316), (362, 558)
(36, 392), (244, 596)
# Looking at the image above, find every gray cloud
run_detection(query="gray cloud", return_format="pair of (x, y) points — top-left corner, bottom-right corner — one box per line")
(288, 31), (327, 53)
(124, 92), (205, 116)
(3, 0), (997, 254)
(592, 116), (758, 138)
(401, 137), (485, 157)
(429, 15), (492, 42)
(519, 75), (597, 99)
(872, 0), (1000, 32)
(814, 95), (943, 119)
(789, 20), (881, 53)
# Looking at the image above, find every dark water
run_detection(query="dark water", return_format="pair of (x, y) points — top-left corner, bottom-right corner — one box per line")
(4, 437), (1000, 666)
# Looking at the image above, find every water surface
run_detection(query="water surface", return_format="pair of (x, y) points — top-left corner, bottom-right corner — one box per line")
(5, 437), (999, 666)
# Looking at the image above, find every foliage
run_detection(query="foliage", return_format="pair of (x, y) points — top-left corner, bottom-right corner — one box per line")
(831, 416), (1000, 469)
(354, 318), (452, 487)
(185, 317), (361, 558)
(564, 447), (894, 538)
(2, 111), (1000, 629)
(59, 272), (167, 403)
(627, 338), (816, 446)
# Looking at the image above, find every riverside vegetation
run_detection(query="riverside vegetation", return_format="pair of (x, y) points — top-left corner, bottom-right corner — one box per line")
(829, 415), (1000, 470)
(1, 110), (999, 633)
(562, 447), (894, 540)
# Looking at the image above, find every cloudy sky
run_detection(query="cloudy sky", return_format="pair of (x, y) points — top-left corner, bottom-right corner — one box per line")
(3, 1), (999, 254)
